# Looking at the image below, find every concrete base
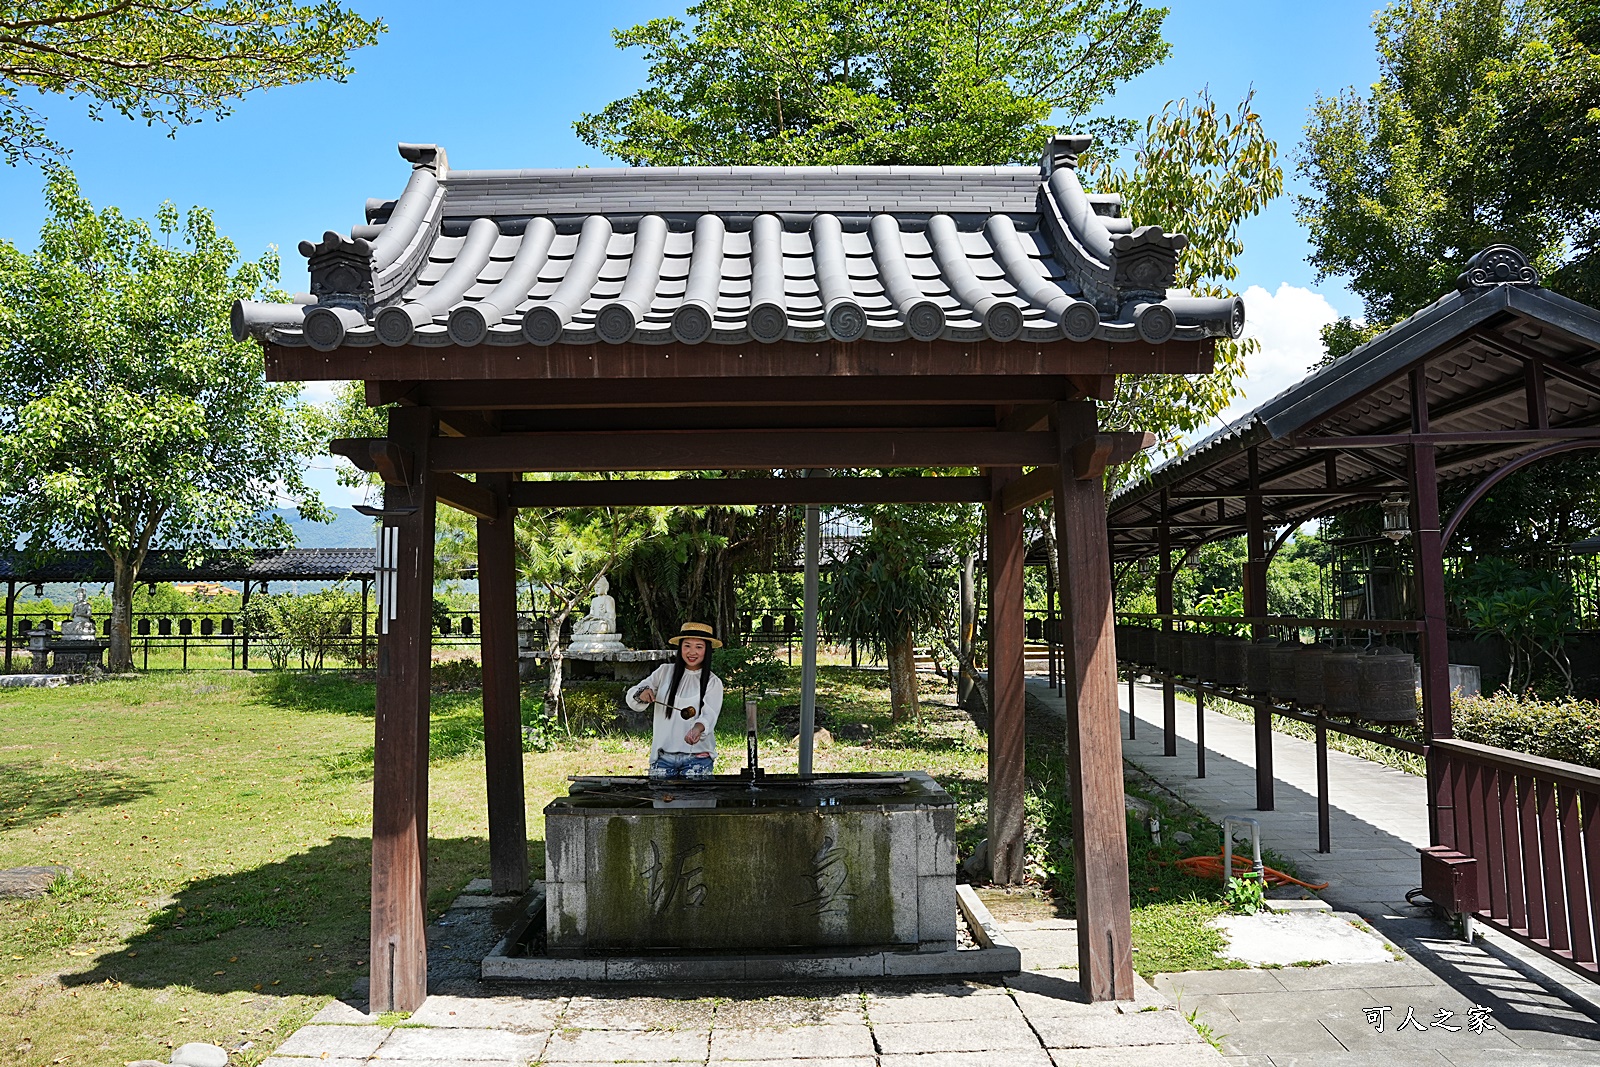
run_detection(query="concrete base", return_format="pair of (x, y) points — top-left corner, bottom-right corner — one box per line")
(483, 883), (1021, 982)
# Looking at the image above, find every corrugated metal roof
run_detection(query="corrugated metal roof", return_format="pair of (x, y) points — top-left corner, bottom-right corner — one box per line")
(1106, 247), (1600, 559)
(233, 138), (1245, 353)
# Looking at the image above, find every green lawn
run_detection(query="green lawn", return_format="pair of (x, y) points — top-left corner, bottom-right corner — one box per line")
(0, 665), (1254, 1066)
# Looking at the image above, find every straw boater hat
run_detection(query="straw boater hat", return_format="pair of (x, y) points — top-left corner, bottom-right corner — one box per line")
(668, 621), (722, 649)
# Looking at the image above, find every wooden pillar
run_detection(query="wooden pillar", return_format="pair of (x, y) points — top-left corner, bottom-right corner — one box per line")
(986, 467), (1027, 885)
(1156, 495), (1176, 757)
(1408, 366), (1453, 847)
(478, 472), (528, 896)
(370, 405), (436, 1013)
(1054, 401), (1135, 1002)
(1245, 447), (1274, 810)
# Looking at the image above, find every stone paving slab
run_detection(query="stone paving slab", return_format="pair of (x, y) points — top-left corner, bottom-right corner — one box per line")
(874, 1015), (1044, 1054)
(881, 1051), (1054, 1067)
(1048, 1044), (1224, 1065)
(1258, 1054), (1454, 1066)
(710, 995), (861, 1028)
(541, 1026), (712, 1063)
(1267, 960), (1436, 991)
(271, 1024), (390, 1058)
(373, 1026), (548, 1061)
(407, 993), (566, 1030)
(563, 993), (718, 1030)
(708, 1022), (877, 1061)
(1030, 1006), (1202, 1049)
(260, 1059), (374, 1067)
(867, 988), (1029, 1023)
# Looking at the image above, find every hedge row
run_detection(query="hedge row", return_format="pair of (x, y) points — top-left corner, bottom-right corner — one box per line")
(1453, 692), (1600, 771)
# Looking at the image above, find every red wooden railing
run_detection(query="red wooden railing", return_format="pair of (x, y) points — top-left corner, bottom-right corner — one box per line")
(1433, 737), (1600, 977)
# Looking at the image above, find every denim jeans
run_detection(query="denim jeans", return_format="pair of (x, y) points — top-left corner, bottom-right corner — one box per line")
(649, 751), (714, 778)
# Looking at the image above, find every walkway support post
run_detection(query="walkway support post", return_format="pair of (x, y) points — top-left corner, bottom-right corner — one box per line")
(1246, 447), (1274, 810)
(4, 578), (13, 672)
(1408, 366), (1454, 848)
(1157, 493), (1176, 757)
(987, 466), (1027, 884)
(1053, 401), (1134, 1002)
(370, 405), (436, 1013)
(478, 472), (528, 896)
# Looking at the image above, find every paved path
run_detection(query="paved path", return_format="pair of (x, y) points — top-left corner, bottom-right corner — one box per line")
(1026, 676), (1600, 1066)
(260, 924), (1221, 1066)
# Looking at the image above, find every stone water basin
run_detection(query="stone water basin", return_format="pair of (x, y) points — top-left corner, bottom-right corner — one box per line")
(543, 771), (956, 956)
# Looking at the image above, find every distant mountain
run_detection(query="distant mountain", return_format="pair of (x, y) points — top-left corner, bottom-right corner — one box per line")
(269, 507), (376, 549)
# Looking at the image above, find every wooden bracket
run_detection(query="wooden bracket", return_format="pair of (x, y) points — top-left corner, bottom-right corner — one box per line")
(328, 438), (416, 488)
(1067, 374), (1116, 402)
(1073, 432), (1156, 481)
(1000, 432), (1155, 512)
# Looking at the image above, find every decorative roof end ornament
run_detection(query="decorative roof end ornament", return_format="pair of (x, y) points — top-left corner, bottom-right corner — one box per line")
(1457, 245), (1538, 292)
(397, 142), (448, 176)
(1111, 226), (1189, 297)
(299, 229), (376, 314)
(1041, 133), (1095, 175)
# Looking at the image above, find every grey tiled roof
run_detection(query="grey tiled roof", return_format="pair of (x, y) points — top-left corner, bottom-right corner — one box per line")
(233, 138), (1245, 352)
(0, 548), (375, 583)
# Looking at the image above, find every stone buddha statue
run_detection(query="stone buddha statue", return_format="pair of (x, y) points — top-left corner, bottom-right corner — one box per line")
(61, 589), (96, 639)
(567, 575), (627, 653)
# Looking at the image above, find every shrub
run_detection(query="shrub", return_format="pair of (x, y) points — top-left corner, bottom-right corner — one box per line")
(1454, 692), (1600, 770)
(717, 643), (787, 701)
(561, 683), (626, 736)
(431, 657), (482, 691)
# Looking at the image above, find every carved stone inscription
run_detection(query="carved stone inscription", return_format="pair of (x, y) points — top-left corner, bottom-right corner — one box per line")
(641, 839), (707, 911)
(795, 834), (855, 916)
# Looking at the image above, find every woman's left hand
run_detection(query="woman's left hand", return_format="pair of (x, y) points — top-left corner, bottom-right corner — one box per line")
(684, 723), (705, 745)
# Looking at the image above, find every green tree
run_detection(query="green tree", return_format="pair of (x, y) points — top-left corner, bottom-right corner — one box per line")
(0, 170), (328, 671)
(515, 484), (673, 720)
(1298, 0), (1600, 331)
(576, 0), (1170, 166)
(1094, 88), (1282, 484)
(0, 0), (384, 165)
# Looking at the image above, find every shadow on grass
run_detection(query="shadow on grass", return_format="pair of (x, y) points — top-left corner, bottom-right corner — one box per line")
(0, 761), (156, 832)
(250, 671), (377, 719)
(66, 835), (491, 998)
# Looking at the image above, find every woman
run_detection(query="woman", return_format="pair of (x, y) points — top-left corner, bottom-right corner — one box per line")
(626, 621), (725, 778)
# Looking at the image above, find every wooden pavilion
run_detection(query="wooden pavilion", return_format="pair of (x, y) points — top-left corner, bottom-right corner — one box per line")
(234, 138), (1244, 1010)
(1103, 245), (1600, 980)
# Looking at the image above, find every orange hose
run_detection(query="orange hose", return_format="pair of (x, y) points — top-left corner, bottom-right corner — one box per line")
(1170, 853), (1330, 891)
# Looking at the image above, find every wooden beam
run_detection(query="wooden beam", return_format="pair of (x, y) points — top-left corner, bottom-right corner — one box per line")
(995, 402), (1054, 433)
(500, 404), (1001, 433)
(366, 380), (417, 406)
(409, 375), (1089, 411)
(1053, 401), (1135, 1001)
(429, 430), (1057, 473)
(438, 410), (500, 438)
(435, 472), (498, 521)
(1469, 330), (1600, 399)
(477, 473), (528, 896)
(1067, 374), (1115, 401)
(264, 336), (1212, 384)
(987, 468), (1027, 885)
(510, 476), (989, 508)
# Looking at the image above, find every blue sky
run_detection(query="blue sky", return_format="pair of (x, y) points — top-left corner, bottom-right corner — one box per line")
(0, 0), (1387, 507)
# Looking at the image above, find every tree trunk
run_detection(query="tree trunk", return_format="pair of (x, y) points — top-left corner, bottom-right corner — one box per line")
(109, 554), (137, 672)
(888, 632), (921, 725)
(544, 615), (566, 723)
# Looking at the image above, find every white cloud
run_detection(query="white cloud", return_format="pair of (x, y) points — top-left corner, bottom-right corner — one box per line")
(1184, 283), (1341, 446)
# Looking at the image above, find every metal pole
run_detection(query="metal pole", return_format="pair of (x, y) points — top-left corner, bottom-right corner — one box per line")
(798, 476), (821, 778)
(4, 578), (13, 672)
(1127, 671), (1135, 740)
(1195, 689), (1206, 778)
(362, 578), (371, 669)
(241, 581), (251, 670)
(1316, 715), (1331, 853)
